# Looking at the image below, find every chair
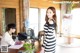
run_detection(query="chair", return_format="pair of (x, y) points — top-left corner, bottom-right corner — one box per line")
(38, 30), (44, 41)
(18, 32), (27, 41)
(27, 28), (35, 39)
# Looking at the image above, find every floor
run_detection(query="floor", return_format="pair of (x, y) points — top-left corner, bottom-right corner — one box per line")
(56, 37), (80, 53)
(56, 44), (80, 53)
(39, 37), (80, 53)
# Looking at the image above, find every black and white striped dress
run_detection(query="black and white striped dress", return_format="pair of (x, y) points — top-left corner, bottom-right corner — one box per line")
(42, 23), (56, 53)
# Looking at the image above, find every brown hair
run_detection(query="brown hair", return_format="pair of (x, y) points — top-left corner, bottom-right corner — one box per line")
(45, 7), (57, 32)
(45, 6), (57, 25)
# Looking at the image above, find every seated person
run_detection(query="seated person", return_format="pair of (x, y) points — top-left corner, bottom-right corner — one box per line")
(1, 23), (23, 46)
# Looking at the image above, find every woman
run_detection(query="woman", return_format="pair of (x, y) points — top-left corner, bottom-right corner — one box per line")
(1, 23), (16, 46)
(42, 7), (57, 53)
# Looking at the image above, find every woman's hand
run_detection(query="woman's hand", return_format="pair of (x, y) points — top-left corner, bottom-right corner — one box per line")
(41, 47), (44, 50)
(40, 47), (44, 53)
(15, 41), (25, 45)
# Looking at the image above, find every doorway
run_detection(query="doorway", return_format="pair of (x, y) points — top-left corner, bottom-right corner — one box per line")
(2, 8), (16, 32)
(5, 8), (16, 26)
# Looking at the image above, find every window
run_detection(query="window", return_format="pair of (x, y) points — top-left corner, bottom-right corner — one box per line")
(29, 8), (38, 37)
(56, 10), (60, 33)
(39, 9), (46, 31)
(71, 8), (80, 35)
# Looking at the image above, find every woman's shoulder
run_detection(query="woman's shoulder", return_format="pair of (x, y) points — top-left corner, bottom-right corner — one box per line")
(4, 32), (9, 34)
(44, 23), (48, 26)
(1, 32), (10, 38)
(3, 32), (10, 36)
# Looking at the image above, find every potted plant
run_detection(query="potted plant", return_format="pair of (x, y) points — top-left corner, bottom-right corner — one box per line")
(23, 40), (35, 53)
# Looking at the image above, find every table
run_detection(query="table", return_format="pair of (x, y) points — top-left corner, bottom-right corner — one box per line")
(0, 44), (25, 53)
(0, 40), (41, 53)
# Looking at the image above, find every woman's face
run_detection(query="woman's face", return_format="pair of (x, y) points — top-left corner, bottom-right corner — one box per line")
(11, 28), (16, 33)
(47, 9), (54, 19)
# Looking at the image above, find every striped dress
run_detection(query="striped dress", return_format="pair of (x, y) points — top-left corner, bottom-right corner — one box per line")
(42, 23), (56, 53)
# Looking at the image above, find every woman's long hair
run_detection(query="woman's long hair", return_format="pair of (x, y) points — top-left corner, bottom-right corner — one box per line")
(45, 7), (57, 24)
(45, 7), (57, 31)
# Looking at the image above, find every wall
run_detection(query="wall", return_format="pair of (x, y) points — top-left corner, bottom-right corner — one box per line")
(0, 8), (3, 34)
(0, 0), (20, 34)
(30, 0), (60, 9)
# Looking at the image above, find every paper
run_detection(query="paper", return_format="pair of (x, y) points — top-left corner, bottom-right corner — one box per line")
(9, 44), (23, 49)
